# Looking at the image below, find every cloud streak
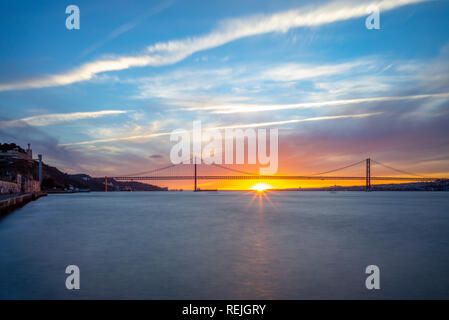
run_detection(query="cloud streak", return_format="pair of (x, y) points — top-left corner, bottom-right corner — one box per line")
(59, 112), (382, 146)
(185, 92), (449, 114)
(0, 110), (129, 127)
(0, 0), (428, 91)
(80, 0), (175, 58)
(260, 61), (371, 82)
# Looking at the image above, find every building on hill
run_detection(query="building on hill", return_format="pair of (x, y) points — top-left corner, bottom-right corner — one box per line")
(0, 143), (32, 161)
(0, 143), (41, 194)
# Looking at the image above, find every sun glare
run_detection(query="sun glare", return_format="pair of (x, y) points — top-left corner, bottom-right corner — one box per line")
(249, 183), (274, 192)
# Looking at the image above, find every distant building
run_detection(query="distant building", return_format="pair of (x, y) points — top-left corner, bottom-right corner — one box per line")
(0, 143), (33, 161)
(0, 143), (41, 194)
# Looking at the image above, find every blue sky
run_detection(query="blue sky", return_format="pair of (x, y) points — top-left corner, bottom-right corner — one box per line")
(0, 0), (448, 180)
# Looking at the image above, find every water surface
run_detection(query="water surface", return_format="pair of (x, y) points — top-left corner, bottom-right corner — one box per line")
(0, 191), (448, 299)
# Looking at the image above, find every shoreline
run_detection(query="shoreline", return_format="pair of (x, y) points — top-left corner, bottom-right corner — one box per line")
(0, 192), (47, 216)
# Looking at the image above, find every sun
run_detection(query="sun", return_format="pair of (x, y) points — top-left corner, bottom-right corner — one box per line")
(249, 183), (274, 192)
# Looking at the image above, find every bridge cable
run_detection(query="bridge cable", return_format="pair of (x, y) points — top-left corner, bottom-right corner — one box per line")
(210, 163), (259, 176)
(118, 163), (179, 177)
(311, 160), (365, 176)
(371, 160), (423, 178)
(116, 153), (202, 177)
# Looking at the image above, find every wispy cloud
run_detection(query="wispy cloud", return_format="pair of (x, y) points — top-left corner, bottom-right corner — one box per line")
(59, 112), (382, 146)
(0, 110), (129, 127)
(185, 92), (449, 114)
(259, 61), (372, 82)
(132, 59), (376, 102)
(208, 112), (383, 129)
(0, 0), (428, 91)
(79, 0), (175, 58)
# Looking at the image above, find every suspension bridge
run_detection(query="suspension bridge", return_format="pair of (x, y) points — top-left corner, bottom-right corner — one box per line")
(97, 158), (445, 191)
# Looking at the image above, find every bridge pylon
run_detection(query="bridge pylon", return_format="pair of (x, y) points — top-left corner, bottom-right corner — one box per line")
(366, 158), (371, 192)
(194, 162), (197, 192)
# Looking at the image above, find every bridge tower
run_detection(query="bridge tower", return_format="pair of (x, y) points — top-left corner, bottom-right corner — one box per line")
(194, 162), (197, 191)
(366, 158), (371, 192)
(105, 176), (108, 192)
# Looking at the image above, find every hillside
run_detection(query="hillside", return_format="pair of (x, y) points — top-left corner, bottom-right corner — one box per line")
(40, 164), (167, 191)
(0, 143), (167, 192)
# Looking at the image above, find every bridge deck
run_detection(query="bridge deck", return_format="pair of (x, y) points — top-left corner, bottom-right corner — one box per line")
(102, 176), (439, 182)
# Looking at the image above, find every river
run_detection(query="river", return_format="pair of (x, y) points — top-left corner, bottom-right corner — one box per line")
(0, 191), (448, 299)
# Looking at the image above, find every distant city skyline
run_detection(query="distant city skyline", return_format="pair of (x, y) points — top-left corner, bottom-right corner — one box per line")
(1, 0), (448, 189)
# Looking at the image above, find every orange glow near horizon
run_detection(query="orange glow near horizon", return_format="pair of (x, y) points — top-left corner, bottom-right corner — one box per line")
(139, 178), (435, 191)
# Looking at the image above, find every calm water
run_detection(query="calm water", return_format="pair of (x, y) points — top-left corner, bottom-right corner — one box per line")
(0, 191), (448, 299)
